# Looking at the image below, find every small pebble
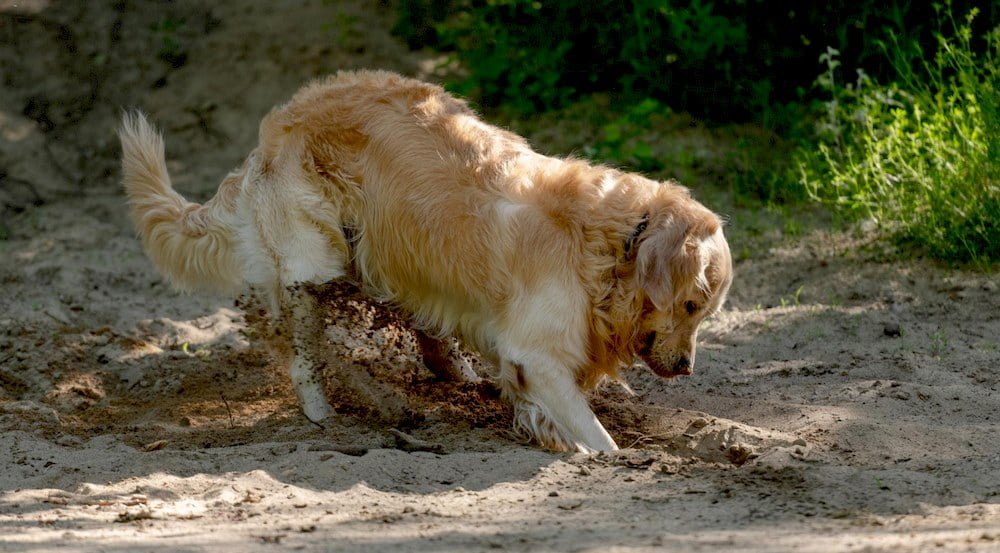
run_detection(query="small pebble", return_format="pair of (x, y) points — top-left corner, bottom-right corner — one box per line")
(548, 491), (559, 497)
(690, 417), (709, 429)
(141, 439), (168, 452)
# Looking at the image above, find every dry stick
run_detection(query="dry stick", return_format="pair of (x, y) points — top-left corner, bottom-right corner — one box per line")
(624, 431), (677, 450)
(219, 391), (235, 429)
(389, 428), (445, 454)
(41, 309), (71, 326)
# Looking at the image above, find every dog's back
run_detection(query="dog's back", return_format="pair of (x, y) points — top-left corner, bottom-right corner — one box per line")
(252, 71), (598, 355)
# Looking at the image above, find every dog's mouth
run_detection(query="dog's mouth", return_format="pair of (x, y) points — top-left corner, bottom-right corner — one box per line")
(638, 354), (694, 378)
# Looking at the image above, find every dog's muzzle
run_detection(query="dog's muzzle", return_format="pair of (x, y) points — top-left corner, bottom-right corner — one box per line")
(641, 354), (693, 378)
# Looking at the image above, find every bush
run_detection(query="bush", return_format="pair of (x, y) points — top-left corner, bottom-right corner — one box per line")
(798, 7), (999, 264)
(402, 0), (750, 115)
(395, 0), (995, 121)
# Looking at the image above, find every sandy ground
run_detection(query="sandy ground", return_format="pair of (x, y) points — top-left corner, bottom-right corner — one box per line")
(1, 1), (998, 551)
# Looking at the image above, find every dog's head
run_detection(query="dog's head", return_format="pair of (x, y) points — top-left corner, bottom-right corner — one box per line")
(629, 201), (732, 378)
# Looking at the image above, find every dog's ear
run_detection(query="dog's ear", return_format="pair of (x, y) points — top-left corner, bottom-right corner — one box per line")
(636, 221), (702, 312)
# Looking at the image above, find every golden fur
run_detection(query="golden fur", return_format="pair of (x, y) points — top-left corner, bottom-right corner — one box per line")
(119, 70), (733, 452)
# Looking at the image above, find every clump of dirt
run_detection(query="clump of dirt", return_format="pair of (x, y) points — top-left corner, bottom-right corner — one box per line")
(243, 282), (512, 433)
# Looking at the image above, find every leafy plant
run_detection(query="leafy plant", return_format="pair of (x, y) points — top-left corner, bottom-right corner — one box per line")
(778, 285), (805, 307)
(798, 5), (999, 264)
(583, 98), (668, 172)
(428, 0), (749, 115)
(930, 328), (950, 357)
(396, 1), (986, 122)
(431, 1), (576, 112)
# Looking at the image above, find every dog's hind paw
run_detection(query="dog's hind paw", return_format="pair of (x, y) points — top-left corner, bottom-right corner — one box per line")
(301, 400), (335, 425)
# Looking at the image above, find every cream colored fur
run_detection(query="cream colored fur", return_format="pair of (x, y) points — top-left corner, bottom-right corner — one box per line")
(119, 70), (733, 452)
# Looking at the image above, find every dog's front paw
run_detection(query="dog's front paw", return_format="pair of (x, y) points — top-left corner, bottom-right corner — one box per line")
(511, 401), (579, 452)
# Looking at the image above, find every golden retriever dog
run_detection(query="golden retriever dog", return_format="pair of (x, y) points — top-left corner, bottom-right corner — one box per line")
(119, 70), (732, 452)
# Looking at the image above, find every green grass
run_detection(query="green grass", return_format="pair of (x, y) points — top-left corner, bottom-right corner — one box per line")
(797, 6), (999, 265)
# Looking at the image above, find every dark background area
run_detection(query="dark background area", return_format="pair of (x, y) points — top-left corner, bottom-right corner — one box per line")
(394, 0), (997, 122)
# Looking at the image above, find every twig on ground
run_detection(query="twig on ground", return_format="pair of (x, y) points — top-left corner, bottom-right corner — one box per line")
(623, 431), (676, 450)
(219, 391), (235, 429)
(389, 428), (445, 454)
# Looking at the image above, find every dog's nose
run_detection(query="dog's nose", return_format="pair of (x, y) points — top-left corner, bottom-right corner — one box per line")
(673, 357), (692, 375)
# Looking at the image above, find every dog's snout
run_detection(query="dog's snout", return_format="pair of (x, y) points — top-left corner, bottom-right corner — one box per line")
(673, 357), (692, 375)
(644, 353), (694, 378)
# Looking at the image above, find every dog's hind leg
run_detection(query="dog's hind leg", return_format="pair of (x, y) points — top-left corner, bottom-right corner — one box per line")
(414, 330), (479, 382)
(284, 283), (335, 424)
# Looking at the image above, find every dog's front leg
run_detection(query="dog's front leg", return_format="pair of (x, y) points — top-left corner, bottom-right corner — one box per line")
(503, 357), (618, 453)
(285, 283), (335, 423)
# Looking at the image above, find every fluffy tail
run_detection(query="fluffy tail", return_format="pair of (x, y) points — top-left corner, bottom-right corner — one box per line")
(119, 111), (243, 293)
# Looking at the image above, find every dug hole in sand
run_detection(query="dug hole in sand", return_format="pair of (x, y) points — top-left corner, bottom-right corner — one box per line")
(1, 1), (998, 551)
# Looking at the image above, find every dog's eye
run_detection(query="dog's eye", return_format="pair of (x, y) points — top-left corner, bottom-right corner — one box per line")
(684, 301), (698, 315)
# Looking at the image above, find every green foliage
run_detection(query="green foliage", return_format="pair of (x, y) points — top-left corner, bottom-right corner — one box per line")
(431, 1), (575, 113)
(395, 1), (992, 121)
(583, 98), (669, 173)
(798, 6), (999, 264)
(423, 0), (749, 114)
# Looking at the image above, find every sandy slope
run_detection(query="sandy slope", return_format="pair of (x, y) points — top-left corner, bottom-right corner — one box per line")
(1, 1), (998, 551)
